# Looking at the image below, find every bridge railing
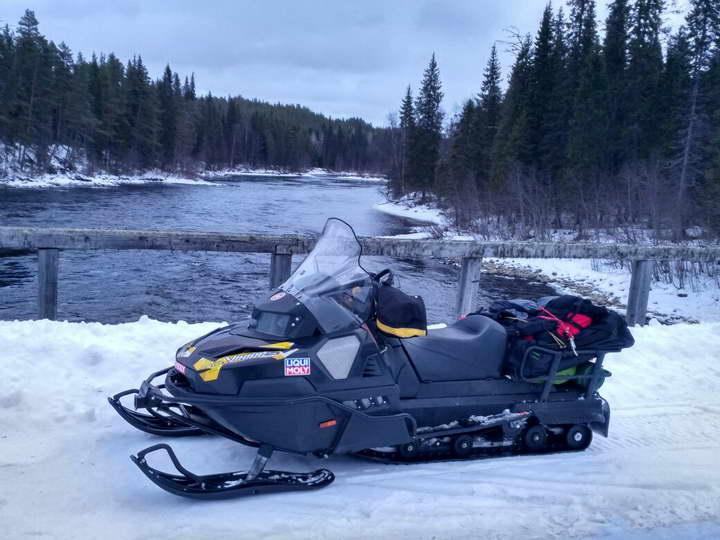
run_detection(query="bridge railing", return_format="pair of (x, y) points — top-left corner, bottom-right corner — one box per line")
(2, 226), (719, 326)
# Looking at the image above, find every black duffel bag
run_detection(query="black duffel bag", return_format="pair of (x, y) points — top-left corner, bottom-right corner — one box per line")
(375, 283), (427, 338)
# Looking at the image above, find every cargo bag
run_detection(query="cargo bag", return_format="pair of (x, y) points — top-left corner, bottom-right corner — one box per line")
(375, 284), (427, 338)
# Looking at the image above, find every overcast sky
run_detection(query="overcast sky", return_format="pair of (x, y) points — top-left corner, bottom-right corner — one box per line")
(2, 1), (689, 126)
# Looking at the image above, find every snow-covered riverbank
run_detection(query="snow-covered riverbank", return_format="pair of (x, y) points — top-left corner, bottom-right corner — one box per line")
(0, 144), (386, 188)
(0, 316), (718, 539)
(0, 167), (386, 189)
(372, 198), (719, 324)
(372, 196), (447, 225)
(205, 166), (386, 182)
(0, 170), (221, 189)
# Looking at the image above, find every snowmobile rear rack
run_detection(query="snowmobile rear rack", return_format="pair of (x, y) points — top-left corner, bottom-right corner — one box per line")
(132, 443), (335, 500)
(518, 346), (612, 401)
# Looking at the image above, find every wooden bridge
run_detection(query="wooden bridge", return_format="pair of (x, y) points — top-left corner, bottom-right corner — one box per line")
(2, 226), (719, 326)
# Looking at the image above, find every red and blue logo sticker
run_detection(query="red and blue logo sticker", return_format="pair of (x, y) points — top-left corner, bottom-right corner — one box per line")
(284, 357), (311, 376)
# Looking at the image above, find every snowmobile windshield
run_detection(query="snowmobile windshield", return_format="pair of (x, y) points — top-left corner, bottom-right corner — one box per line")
(282, 218), (374, 334)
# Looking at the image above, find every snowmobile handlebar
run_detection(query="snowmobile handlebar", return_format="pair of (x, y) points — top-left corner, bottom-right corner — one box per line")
(371, 268), (394, 286)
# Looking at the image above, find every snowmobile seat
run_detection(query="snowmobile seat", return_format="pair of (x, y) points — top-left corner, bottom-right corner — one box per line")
(402, 315), (507, 382)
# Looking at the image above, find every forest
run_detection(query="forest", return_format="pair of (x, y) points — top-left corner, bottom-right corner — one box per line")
(0, 10), (393, 175)
(2, 2), (719, 241)
(388, 0), (720, 239)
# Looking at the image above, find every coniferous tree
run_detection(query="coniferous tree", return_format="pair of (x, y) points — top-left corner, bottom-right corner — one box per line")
(674, 0), (720, 233)
(603, 0), (630, 174)
(158, 65), (178, 168)
(491, 35), (533, 180)
(528, 4), (556, 172)
(472, 44), (502, 202)
(626, 0), (665, 160)
(412, 53), (444, 200)
(397, 85), (416, 194)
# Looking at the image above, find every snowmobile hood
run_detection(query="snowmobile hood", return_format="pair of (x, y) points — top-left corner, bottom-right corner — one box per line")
(173, 324), (310, 391)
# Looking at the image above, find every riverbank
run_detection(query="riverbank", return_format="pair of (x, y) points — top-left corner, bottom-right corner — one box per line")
(0, 144), (386, 188)
(204, 166), (386, 182)
(372, 198), (719, 324)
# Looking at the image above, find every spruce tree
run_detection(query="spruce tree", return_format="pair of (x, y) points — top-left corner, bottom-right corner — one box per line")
(603, 0), (630, 174)
(158, 64), (177, 168)
(398, 85), (416, 194)
(473, 44), (502, 195)
(528, 4), (556, 172)
(682, 0), (720, 231)
(626, 0), (665, 159)
(412, 53), (444, 200)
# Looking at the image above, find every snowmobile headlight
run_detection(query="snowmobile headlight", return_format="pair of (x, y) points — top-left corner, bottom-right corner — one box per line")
(177, 345), (196, 359)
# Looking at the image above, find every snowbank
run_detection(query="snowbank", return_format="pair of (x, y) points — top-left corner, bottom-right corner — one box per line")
(373, 198), (447, 225)
(1, 317), (719, 539)
(205, 166), (386, 182)
(1, 171), (219, 189)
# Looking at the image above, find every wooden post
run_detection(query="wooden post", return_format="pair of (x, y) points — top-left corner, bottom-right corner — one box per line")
(269, 252), (292, 289)
(38, 248), (59, 320)
(456, 257), (482, 317)
(626, 259), (652, 327)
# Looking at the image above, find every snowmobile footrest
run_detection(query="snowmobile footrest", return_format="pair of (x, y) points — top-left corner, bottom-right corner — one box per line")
(108, 389), (206, 437)
(131, 443), (335, 499)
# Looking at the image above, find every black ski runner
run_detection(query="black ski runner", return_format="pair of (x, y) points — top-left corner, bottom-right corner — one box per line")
(131, 443), (335, 500)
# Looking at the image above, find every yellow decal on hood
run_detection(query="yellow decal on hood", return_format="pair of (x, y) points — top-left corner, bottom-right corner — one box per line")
(259, 341), (295, 350)
(193, 349), (299, 382)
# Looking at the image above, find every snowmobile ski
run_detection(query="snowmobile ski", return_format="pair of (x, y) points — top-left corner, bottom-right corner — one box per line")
(131, 443), (335, 500)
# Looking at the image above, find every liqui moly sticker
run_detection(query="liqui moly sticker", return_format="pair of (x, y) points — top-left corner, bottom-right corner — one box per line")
(284, 357), (311, 376)
(174, 361), (187, 375)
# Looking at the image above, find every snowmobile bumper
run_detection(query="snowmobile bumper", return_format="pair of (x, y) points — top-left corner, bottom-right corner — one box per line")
(589, 397), (610, 437)
(108, 387), (207, 437)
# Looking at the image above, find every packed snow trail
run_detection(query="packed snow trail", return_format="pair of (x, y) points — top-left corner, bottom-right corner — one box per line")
(1, 317), (719, 539)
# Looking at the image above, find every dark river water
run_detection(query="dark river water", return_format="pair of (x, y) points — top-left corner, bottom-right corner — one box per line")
(0, 175), (555, 323)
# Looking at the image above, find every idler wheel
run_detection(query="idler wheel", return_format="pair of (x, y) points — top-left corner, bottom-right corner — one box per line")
(524, 425), (548, 451)
(453, 435), (474, 457)
(398, 441), (419, 459)
(565, 424), (592, 450)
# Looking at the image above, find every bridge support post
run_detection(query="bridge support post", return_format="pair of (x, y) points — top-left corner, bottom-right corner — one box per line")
(38, 248), (59, 320)
(626, 259), (652, 327)
(456, 257), (482, 318)
(270, 252), (292, 289)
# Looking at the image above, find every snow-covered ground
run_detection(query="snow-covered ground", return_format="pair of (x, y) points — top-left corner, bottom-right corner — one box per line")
(372, 196), (447, 225)
(1, 170), (220, 189)
(205, 166), (386, 182)
(1, 316), (719, 539)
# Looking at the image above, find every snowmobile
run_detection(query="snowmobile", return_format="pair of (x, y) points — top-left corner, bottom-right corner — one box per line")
(109, 218), (633, 500)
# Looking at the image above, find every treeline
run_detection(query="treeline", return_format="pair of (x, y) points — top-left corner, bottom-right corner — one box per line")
(0, 10), (392, 175)
(389, 0), (720, 239)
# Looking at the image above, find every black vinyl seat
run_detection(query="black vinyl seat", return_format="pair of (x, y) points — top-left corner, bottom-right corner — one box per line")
(402, 315), (507, 381)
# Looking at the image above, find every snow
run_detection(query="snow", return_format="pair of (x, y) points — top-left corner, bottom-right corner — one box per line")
(1, 316), (719, 539)
(373, 198), (447, 225)
(205, 166), (387, 182)
(1, 171), (220, 189)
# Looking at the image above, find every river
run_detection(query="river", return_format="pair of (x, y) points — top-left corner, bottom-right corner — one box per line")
(0, 174), (555, 323)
